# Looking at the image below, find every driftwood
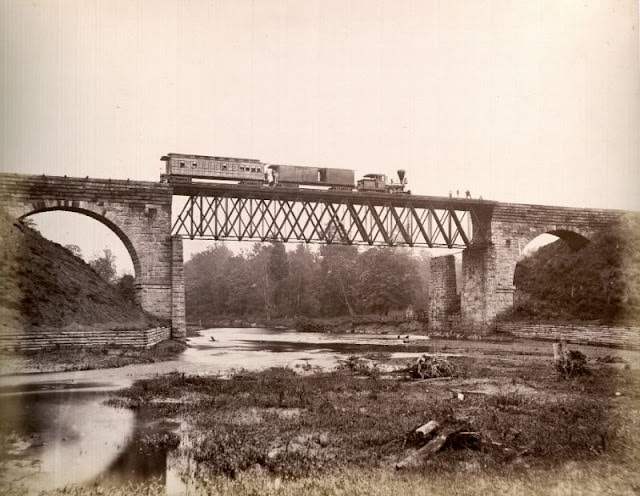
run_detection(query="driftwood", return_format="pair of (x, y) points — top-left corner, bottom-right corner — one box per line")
(553, 341), (587, 378)
(396, 423), (481, 470)
(396, 430), (453, 469)
(412, 354), (455, 379)
(415, 420), (439, 440)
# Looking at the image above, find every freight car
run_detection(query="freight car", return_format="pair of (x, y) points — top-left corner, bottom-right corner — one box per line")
(266, 164), (355, 189)
(160, 153), (408, 194)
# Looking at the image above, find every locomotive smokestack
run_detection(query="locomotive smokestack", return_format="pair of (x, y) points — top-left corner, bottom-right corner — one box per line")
(397, 169), (406, 183)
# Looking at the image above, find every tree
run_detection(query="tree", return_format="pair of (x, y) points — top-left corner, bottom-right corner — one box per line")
(317, 244), (360, 316)
(89, 248), (117, 284)
(356, 247), (422, 315)
(246, 243), (273, 319)
(184, 244), (233, 320)
(64, 244), (83, 259)
(115, 274), (136, 303)
(268, 242), (290, 317)
(284, 244), (320, 316)
(223, 256), (254, 315)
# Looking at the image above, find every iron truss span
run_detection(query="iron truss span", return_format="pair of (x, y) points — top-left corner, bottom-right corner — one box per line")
(171, 183), (495, 248)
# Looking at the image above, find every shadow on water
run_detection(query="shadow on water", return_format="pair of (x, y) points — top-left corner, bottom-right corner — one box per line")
(97, 407), (182, 487)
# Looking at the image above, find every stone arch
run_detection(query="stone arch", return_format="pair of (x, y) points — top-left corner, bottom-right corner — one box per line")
(507, 227), (592, 283)
(507, 227), (594, 315)
(544, 229), (590, 250)
(14, 202), (142, 279)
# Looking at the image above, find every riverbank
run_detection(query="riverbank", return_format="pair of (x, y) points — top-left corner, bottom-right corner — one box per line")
(0, 339), (186, 375)
(52, 347), (640, 494)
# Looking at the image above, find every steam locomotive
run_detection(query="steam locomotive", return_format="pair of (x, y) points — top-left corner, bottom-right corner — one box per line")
(160, 153), (409, 194)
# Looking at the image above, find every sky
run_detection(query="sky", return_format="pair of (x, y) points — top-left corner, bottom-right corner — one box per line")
(1, 0), (638, 274)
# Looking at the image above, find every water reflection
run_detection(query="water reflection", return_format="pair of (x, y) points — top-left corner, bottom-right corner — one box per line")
(0, 389), (135, 492)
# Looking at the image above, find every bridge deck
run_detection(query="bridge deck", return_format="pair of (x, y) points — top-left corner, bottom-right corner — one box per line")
(171, 181), (495, 210)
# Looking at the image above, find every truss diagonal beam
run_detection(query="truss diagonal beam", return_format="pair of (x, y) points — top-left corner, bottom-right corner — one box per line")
(172, 191), (485, 248)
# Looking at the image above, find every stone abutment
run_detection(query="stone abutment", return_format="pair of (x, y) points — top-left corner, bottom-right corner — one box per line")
(0, 173), (186, 343)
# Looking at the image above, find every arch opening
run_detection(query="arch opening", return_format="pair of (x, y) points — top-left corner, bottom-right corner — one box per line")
(546, 229), (590, 251)
(510, 229), (619, 322)
(18, 208), (140, 279)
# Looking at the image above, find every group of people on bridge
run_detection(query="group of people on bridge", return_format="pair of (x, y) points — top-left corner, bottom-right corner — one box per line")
(449, 189), (472, 199)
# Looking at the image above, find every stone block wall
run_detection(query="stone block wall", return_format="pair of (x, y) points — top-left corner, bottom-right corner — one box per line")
(171, 236), (186, 341)
(497, 321), (640, 350)
(0, 326), (171, 351)
(428, 255), (458, 330)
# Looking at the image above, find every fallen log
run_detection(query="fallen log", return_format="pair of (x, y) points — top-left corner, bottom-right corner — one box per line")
(414, 420), (439, 440)
(396, 428), (482, 470)
(396, 429), (454, 470)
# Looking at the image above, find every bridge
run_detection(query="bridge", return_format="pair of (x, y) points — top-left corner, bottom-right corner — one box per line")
(171, 181), (493, 248)
(0, 172), (629, 343)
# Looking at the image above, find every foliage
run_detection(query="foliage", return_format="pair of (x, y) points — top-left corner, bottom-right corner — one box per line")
(115, 274), (136, 303)
(356, 248), (422, 315)
(183, 242), (429, 322)
(89, 248), (117, 284)
(63, 244), (83, 258)
(185, 244), (233, 318)
(513, 215), (640, 323)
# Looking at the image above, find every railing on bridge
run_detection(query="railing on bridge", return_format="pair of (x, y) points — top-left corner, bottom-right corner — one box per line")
(171, 183), (493, 248)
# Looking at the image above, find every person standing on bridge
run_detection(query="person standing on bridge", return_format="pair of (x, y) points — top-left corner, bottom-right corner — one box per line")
(465, 190), (471, 198)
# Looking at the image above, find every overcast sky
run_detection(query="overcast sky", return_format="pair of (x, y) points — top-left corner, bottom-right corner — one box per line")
(1, 0), (638, 274)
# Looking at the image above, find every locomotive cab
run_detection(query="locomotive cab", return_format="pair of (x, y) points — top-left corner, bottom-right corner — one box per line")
(357, 170), (408, 193)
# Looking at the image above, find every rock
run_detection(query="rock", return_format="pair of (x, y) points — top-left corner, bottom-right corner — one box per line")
(318, 433), (330, 447)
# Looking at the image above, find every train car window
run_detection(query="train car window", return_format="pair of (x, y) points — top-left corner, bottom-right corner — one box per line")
(222, 165), (227, 170)
(192, 162), (197, 168)
(179, 161), (185, 168)
(251, 167), (256, 173)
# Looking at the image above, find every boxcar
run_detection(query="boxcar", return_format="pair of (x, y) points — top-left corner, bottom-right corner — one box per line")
(269, 164), (320, 185)
(269, 165), (355, 188)
(322, 168), (355, 188)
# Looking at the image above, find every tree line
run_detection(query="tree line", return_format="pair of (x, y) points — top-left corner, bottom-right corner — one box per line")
(184, 243), (430, 322)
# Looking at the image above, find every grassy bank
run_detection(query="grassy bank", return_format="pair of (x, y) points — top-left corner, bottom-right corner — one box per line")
(88, 350), (640, 494)
(22, 461), (640, 496)
(0, 339), (186, 375)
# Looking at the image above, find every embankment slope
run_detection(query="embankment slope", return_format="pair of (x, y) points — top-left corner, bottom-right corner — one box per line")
(0, 213), (156, 336)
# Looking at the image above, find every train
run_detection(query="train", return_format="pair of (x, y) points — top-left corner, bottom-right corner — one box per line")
(160, 153), (409, 194)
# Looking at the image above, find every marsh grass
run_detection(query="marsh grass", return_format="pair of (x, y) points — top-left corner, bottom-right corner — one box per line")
(103, 353), (639, 486)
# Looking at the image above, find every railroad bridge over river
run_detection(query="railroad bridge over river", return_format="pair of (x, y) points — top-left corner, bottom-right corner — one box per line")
(0, 172), (628, 341)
